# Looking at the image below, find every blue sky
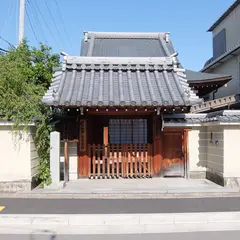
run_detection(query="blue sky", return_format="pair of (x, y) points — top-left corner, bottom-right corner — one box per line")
(0, 0), (234, 71)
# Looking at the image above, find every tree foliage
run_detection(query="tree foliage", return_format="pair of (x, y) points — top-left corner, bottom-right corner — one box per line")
(0, 41), (60, 186)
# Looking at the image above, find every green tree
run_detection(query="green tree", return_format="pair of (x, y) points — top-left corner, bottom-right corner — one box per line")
(0, 40), (60, 186)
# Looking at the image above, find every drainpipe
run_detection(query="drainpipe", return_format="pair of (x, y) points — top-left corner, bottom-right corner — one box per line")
(212, 88), (218, 100)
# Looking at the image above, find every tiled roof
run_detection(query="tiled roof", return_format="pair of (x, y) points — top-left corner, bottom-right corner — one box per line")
(81, 32), (175, 57)
(42, 56), (201, 107)
(164, 110), (240, 124)
(185, 70), (231, 83)
(208, 0), (240, 32)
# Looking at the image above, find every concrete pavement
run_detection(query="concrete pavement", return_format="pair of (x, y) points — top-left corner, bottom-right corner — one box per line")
(1, 212), (240, 234)
(1, 197), (240, 214)
(31, 178), (239, 195)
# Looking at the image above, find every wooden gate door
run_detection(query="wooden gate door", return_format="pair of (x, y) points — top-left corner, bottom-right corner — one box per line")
(161, 130), (186, 177)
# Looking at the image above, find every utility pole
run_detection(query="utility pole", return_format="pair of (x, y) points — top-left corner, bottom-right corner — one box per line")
(18, 0), (25, 44)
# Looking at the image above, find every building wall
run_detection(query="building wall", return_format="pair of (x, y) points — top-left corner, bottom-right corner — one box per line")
(60, 142), (78, 180)
(206, 126), (224, 177)
(205, 4), (240, 99)
(188, 127), (207, 178)
(187, 124), (240, 188)
(208, 55), (240, 99)
(29, 127), (38, 179)
(223, 126), (240, 183)
(212, 3), (240, 50)
(0, 126), (31, 181)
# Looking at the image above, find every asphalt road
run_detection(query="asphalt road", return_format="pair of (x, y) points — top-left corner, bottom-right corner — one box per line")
(1, 197), (240, 214)
(1, 232), (240, 240)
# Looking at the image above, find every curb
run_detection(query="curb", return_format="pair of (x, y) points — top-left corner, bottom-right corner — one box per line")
(0, 192), (240, 199)
(0, 212), (240, 234)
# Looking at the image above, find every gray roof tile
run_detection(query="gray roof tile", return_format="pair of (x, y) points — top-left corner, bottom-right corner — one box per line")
(164, 110), (240, 123)
(42, 56), (201, 107)
(185, 70), (232, 82)
(43, 32), (203, 107)
(81, 32), (175, 57)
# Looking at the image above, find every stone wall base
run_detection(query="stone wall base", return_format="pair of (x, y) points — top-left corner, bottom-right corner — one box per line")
(189, 171), (206, 179)
(224, 177), (240, 188)
(206, 170), (240, 188)
(206, 171), (224, 186)
(0, 180), (31, 192)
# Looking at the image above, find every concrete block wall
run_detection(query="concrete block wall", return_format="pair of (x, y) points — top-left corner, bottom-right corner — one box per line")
(29, 127), (39, 180)
(206, 126), (224, 179)
(189, 124), (240, 188)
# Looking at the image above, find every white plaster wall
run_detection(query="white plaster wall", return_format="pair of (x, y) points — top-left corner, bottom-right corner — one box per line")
(188, 127), (207, 172)
(206, 126), (224, 177)
(0, 126), (31, 181)
(223, 125), (240, 178)
(60, 142), (78, 180)
(212, 4), (240, 50)
(208, 55), (240, 98)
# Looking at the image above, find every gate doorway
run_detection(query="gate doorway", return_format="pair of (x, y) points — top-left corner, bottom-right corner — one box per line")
(160, 129), (188, 177)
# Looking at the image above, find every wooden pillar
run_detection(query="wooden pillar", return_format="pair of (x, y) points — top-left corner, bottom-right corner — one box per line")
(183, 129), (190, 179)
(78, 119), (88, 177)
(64, 140), (69, 182)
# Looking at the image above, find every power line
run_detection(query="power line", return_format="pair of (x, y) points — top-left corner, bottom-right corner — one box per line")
(32, 0), (61, 49)
(0, 48), (8, 53)
(0, 36), (15, 48)
(26, 0), (47, 44)
(44, 0), (65, 47)
(25, 6), (40, 44)
(0, 0), (15, 36)
(53, 0), (73, 51)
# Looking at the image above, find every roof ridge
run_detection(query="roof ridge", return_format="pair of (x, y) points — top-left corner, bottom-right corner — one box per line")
(65, 56), (177, 66)
(208, 0), (240, 31)
(84, 31), (170, 39)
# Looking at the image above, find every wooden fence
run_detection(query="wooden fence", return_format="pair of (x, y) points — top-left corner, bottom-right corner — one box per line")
(88, 144), (152, 178)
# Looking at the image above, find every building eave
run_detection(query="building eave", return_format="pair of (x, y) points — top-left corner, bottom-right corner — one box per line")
(208, 0), (240, 32)
(201, 42), (240, 72)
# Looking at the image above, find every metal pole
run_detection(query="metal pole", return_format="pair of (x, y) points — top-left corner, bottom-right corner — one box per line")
(18, 0), (25, 44)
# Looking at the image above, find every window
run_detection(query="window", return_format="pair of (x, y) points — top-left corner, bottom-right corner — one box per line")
(213, 28), (226, 59)
(109, 119), (147, 144)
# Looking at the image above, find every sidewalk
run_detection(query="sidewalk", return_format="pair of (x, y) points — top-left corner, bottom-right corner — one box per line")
(0, 178), (239, 199)
(1, 212), (240, 234)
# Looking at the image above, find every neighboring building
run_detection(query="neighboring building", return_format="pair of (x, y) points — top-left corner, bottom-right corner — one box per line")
(202, 0), (240, 100)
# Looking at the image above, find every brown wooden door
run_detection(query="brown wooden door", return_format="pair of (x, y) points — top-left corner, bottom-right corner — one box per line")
(161, 131), (185, 177)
